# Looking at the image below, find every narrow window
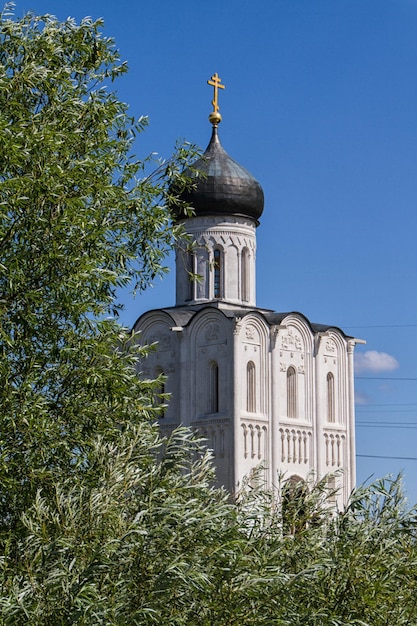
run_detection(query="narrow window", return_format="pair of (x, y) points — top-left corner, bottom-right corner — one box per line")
(247, 361), (256, 412)
(287, 366), (297, 418)
(327, 372), (335, 422)
(208, 361), (219, 414)
(213, 249), (222, 298)
(186, 251), (195, 301)
(241, 247), (250, 302)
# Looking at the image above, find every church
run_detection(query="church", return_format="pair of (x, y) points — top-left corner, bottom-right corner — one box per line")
(134, 74), (361, 506)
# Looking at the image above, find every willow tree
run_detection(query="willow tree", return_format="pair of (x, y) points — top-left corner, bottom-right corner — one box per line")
(0, 7), (230, 623)
(0, 5), (193, 517)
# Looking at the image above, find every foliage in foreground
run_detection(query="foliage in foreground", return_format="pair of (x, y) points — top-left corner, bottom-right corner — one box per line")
(0, 4), (195, 533)
(1, 7), (417, 625)
(3, 452), (417, 626)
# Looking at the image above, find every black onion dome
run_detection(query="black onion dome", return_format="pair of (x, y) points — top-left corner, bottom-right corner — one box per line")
(178, 126), (264, 222)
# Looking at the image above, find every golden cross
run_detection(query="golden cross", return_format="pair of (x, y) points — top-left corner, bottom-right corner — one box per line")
(207, 73), (225, 113)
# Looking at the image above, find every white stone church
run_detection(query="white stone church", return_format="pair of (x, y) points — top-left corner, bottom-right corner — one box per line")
(134, 77), (360, 506)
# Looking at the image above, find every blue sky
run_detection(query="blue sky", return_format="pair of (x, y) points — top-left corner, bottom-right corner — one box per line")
(16, 0), (417, 503)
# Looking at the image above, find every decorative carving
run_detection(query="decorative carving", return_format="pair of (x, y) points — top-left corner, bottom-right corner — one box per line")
(149, 332), (171, 350)
(281, 329), (302, 351)
(203, 229), (254, 239)
(280, 362), (287, 372)
(324, 433), (345, 467)
(242, 424), (248, 458)
(234, 317), (242, 336)
(245, 325), (256, 340)
(297, 365), (305, 375)
(270, 326), (280, 348)
(279, 428), (311, 464)
(250, 425), (255, 458)
(241, 421), (266, 462)
(205, 323), (220, 341)
(325, 339), (336, 354)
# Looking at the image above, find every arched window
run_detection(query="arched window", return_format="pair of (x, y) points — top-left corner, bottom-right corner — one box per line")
(327, 372), (335, 422)
(241, 247), (250, 302)
(287, 366), (297, 418)
(208, 361), (219, 414)
(213, 249), (222, 298)
(247, 361), (256, 412)
(286, 474), (305, 491)
(281, 475), (308, 534)
(186, 251), (195, 301)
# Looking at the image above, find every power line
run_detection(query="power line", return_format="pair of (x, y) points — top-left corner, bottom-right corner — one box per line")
(357, 420), (417, 425)
(357, 420), (417, 423)
(344, 324), (417, 329)
(357, 403), (417, 407)
(355, 405), (417, 415)
(356, 422), (417, 430)
(356, 376), (417, 381)
(357, 454), (417, 461)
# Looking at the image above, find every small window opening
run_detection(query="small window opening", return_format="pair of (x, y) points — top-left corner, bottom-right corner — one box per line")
(214, 249), (222, 298)
(208, 361), (219, 414)
(247, 361), (256, 412)
(287, 366), (297, 418)
(327, 372), (335, 422)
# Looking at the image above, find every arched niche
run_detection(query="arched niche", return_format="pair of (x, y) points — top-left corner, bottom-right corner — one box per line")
(188, 309), (231, 419)
(278, 314), (315, 423)
(239, 313), (270, 415)
(318, 329), (349, 425)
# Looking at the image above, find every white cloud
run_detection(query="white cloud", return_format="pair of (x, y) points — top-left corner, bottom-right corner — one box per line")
(354, 350), (399, 374)
(355, 391), (370, 405)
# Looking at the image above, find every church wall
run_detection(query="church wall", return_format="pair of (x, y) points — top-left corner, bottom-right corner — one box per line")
(234, 314), (271, 489)
(315, 331), (353, 504)
(134, 308), (357, 505)
(272, 316), (316, 486)
(134, 311), (180, 428)
(187, 309), (235, 490)
(268, 316), (355, 506)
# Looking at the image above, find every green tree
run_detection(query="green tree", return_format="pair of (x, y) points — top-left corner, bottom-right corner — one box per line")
(238, 474), (417, 626)
(0, 5), (194, 528)
(0, 7), (234, 624)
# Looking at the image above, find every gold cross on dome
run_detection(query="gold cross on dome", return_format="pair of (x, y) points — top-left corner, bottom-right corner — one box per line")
(207, 72), (225, 113)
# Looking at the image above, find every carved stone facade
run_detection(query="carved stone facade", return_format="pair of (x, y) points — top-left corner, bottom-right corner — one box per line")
(135, 299), (359, 507)
(133, 122), (361, 509)
(175, 215), (257, 307)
